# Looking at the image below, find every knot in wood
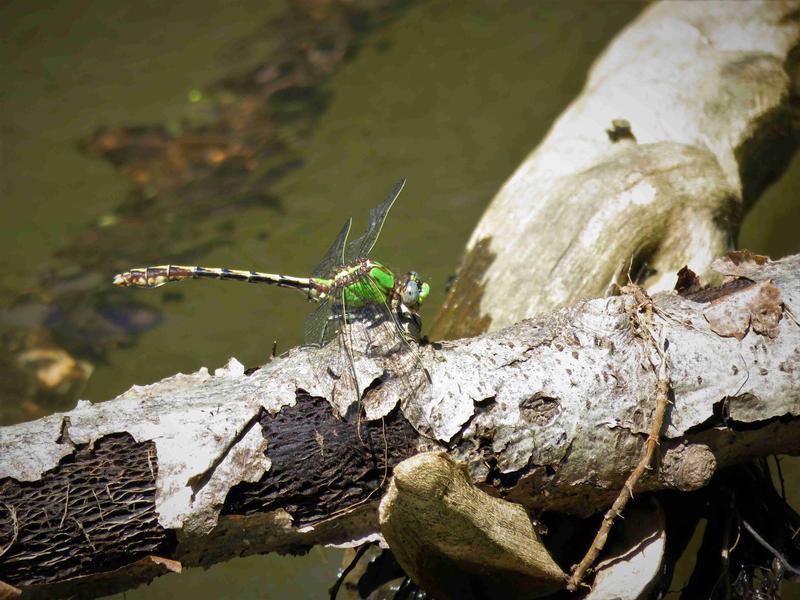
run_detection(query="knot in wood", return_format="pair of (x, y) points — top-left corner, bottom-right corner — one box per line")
(660, 443), (716, 491)
(520, 394), (561, 427)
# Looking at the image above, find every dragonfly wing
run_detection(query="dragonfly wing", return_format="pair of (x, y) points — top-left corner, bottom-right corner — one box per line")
(310, 217), (352, 279)
(344, 178), (406, 262)
(305, 273), (430, 431)
(304, 298), (337, 347)
(356, 275), (431, 427)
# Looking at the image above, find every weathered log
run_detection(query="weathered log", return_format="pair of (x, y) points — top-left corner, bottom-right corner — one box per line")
(430, 0), (800, 339)
(419, 1), (800, 594)
(1, 251), (799, 597)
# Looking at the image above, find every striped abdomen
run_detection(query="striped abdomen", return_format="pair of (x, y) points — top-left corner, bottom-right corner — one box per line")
(112, 265), (313, 294)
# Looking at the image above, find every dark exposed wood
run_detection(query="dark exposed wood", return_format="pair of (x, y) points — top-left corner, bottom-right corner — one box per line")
(223, 395), (419, 526)
(0, 397), (419, 596)
(0, 434), (173, 587)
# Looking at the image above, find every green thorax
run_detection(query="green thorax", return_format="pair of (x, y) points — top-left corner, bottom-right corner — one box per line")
(310, 259), (394, 306)
(309, 258), (429, 311)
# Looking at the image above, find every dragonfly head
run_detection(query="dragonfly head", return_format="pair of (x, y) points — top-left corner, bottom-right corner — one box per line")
(398, 271), (430, 311)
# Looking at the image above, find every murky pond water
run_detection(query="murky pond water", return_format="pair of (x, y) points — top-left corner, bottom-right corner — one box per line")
(3, 0), (798, 597)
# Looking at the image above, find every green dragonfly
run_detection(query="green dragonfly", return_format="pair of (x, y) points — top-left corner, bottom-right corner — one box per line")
(113, 178), (430, 409)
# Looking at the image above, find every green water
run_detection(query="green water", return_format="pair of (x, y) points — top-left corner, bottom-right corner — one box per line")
(3, 0), (798, 597)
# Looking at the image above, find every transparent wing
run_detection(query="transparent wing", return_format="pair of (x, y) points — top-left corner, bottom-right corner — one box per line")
(344, 178), (406, 262)
(304, 298), (338, 347)
(310, 217), (352, 279)
(356, 276), (432, 428)
(305, 271), (431, 433)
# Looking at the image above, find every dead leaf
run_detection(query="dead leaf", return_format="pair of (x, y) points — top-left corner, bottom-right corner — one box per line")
(703, 280), (783, 340)
(750, 281), (782, 338)
(674, 266), (702, 296)
(711, 250), (770, 278)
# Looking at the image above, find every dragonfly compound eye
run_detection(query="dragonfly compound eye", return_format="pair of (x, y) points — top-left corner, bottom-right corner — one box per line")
(401, 279), (420, 307)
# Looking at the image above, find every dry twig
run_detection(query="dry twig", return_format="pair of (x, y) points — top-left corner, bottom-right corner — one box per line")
(567, 286), (671, 590)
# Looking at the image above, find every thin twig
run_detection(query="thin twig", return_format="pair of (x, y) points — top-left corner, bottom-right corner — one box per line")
(59, 482), (70, 529)
(0, 502), (19, 559)
(329, 542), (373, 599)
(741, 520), (800, 579)
(715, 493), (736, 598)
(773, 456), (787, 501)
(71, 516), (97, 553)
(783, 305), (800, 328)
(147, 447), (155, 481)
(567, 287), (671, 591)
(91, 488), (105, 524)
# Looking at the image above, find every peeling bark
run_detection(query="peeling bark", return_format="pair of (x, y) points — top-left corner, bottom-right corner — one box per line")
(1, 253), (799, 597)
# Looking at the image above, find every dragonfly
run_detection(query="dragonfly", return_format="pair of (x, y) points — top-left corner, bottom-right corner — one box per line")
(113, 178), (431, 418)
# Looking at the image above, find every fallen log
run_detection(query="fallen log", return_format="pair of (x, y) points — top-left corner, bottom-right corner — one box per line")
(1, 251), (798, 598)
(430, 0), (800, 339)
